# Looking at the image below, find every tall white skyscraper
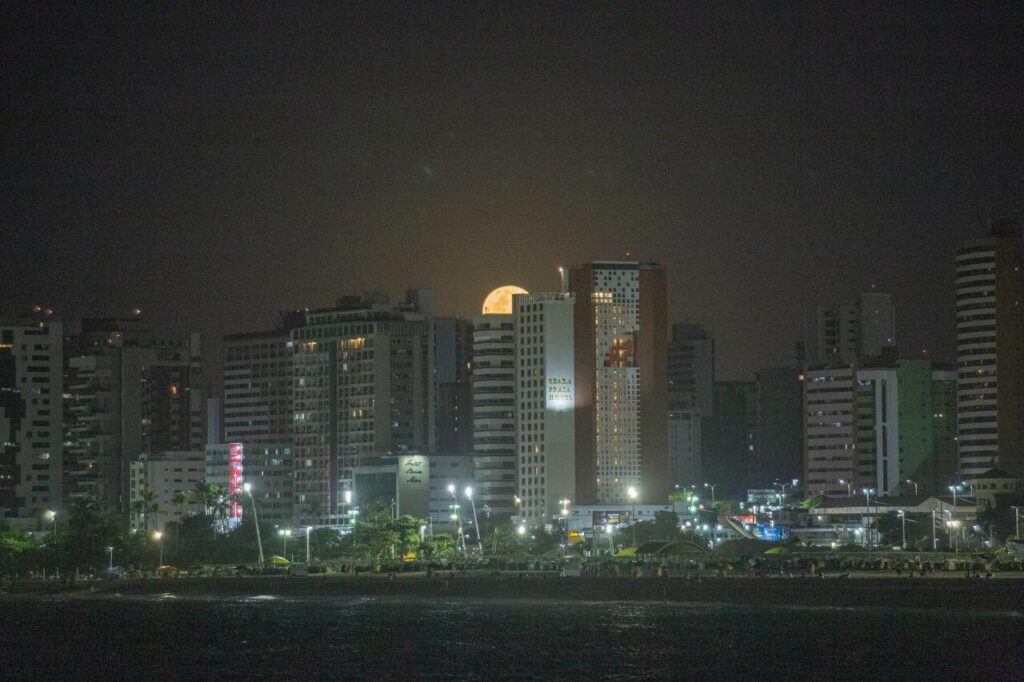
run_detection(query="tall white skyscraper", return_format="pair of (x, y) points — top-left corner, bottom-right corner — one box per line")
(513, 291), (575, 528)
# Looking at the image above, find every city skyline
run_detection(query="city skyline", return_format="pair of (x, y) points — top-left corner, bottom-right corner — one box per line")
(5, 4), (1022, 379)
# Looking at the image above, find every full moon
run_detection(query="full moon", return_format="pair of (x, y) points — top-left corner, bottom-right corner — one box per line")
(481, 285), (529, 314)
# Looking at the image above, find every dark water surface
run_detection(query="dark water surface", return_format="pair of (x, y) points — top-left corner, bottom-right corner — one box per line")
(2, 594), (1022, 680)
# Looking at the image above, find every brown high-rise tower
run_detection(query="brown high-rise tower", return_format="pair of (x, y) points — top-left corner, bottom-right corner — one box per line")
(568, 261), (668, 505)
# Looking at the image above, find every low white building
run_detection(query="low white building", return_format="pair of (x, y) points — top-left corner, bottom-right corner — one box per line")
(129, 451), (205, 531)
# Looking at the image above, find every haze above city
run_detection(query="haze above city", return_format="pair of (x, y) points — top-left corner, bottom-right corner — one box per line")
(4, 3), (1022, 378)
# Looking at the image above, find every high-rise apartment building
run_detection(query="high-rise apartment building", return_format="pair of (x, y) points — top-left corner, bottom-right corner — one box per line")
(803, 365), (856, 496)
(291, 292), (435, 524)
(804, 290), (895, 364)
(0, 318), (63, 529)
(472, 287), (525, 522)
(568, 261), (668, 505)
(804, 360), (958, 497)
(64, 319), (205, 515)
(751, 367), (803, 487)
(222, 312), (303, 446)
(513, 291), (575, 528)
(667, 323), (714, 488)
(435, 317), (473, 455)
(702, 381), (757, 496)
(956, 221), (1024, 477)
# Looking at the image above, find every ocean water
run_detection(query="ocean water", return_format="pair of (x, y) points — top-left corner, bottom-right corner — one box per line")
(2, 595), (1022, 680)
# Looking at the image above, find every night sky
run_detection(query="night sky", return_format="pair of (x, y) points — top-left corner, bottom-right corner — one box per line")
(4, 3), (1022, 379)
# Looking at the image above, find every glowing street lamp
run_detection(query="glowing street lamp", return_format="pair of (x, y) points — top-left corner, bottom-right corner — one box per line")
(862, 488), (875, 547)
(278, 528), (291, 557)
(152, 531), (164, 567)
(107, 545), (114, 570)
(45, 509), (57, 535)
(703, 482), (716, 504)
(905, 479), (919, 496)
(839, 479), (852, 496)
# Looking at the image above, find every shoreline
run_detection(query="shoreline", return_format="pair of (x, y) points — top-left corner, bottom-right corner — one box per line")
(7, 574), (1023, 611)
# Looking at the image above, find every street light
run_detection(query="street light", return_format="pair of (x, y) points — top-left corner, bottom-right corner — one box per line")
(465, 486), (481, 550)
(839, 479), (852, 496)
(45, 509), (57, 535)
(152, 531), (164, 567)
(107, 545), (114, 570)
(305, 526), (312, 563)
(703, 482), (716, 504)
(862, 488), (875, 547)
(243, 482), (265, 566)
(775, 479), (797, 508)
(897, 509), (907, 549)
(905, 479), (919, 496)
(560, 499), (571, 548)
(278, 528), (291, 558)
(627, 486), (639, 548)
(1012, 506), (1022, 541)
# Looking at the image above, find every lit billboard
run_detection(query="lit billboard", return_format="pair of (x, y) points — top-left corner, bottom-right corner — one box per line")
(229, 442), (243, 528)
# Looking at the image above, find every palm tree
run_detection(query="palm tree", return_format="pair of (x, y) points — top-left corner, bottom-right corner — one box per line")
(130, 490), (160, 532)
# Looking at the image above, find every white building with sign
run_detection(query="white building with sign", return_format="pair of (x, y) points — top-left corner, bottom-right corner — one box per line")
(513, 291), (576, 528)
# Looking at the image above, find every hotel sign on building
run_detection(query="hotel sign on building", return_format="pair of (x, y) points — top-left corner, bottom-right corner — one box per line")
(547, 376), (574, 407)
(397, 454), (431, 519)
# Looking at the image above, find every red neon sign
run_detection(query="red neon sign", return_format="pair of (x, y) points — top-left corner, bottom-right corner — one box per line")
(229, 442), (243, 522)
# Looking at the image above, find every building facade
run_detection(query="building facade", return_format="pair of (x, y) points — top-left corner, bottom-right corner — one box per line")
(0, 318), (63, 529)
(804, 360), (959, 497)
(568, 261), (668, 505)
(222, 312), (303, 446)
(471, 287), (524, 522)
(435, 317), (473, 455)
(667, 323), (714, 489)
(804, 290), (895, 364)
(64, 319), (205, 516)
(291, 292), (435, 524)
(513, 291), (575, 528)
(956, 221), (1024, 477)
(128, 450), (205, 532)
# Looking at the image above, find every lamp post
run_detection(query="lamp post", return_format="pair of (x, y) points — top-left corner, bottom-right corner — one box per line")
(897, 509), (907, 549)
(862, 488), (875, 547)
(305, 526), (312, 563)
(278, 528), (291, 558)
(931, 509), (938, 550)
(107, 545), (114, 570)
(627, 487), (638, 548)
(243, 482), (265, 566)
(839, 479), (852, 496)
(560, 499), (571, 548)
(1012, 506), (1022, 540)
(703, 482), (716, 504)
(152, 531), (163, 567)
(45, 509), (57, 535)
(465, 486), (481, 550)
(906, 479), (918, 496)
(447, 484), (464, 553)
